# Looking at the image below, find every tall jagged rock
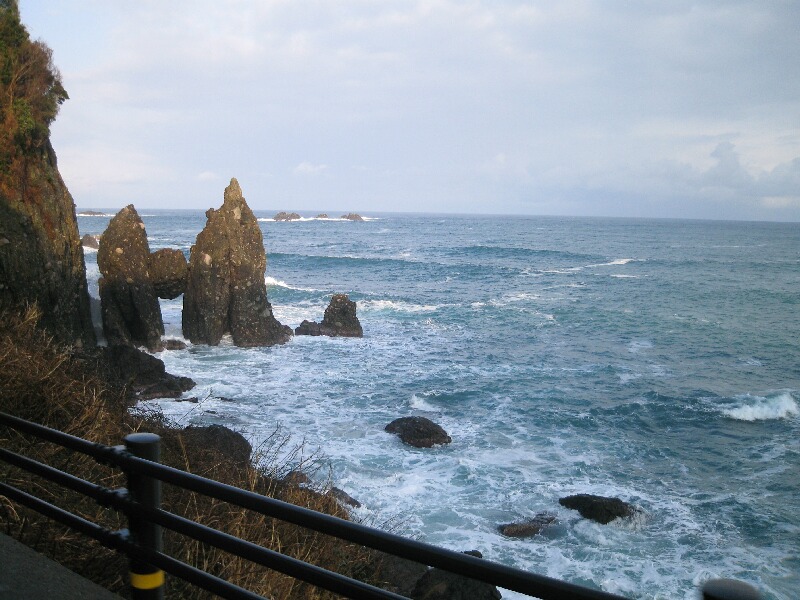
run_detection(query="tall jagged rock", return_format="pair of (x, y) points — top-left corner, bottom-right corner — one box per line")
(97, 205), (164, 350)
(182, 178), (291, 347)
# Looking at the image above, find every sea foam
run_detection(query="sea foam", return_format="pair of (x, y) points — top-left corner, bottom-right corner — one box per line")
(722, 392), (799, 421)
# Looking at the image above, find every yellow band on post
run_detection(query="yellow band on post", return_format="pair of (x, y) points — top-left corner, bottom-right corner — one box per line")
(130, 569), (165, 590)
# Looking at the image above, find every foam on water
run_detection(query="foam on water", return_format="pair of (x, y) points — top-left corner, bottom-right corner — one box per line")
(721, 392), (799, 421)
(78, 211), (800, 599)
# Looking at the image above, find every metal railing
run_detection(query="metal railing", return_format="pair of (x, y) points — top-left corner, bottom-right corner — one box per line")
(0, 410), (761, 600)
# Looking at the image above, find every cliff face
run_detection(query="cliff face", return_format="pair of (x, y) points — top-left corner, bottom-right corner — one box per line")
(0, 2), (95, 346)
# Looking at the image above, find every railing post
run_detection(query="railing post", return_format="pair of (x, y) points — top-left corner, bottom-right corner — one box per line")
(125, 433), (164, 600)
(702, 578), (761, 600)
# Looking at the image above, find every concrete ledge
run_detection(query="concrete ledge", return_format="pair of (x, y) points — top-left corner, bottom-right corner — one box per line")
(0, 533), (122, 599)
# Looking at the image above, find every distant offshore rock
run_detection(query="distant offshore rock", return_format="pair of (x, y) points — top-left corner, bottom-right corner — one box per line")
(341, 213), (364, 221)
(273, 211), (301, 221)
(385, 416), (451, 448)
(80, 234), (100, 249)
(315, 213), (329, 219)
(295, 294), (363, 338)
(77, 210), (109, 216)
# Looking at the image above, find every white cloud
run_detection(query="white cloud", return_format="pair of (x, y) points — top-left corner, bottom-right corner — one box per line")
(293, 162), (328, 176)
(20, 0), (800, 219)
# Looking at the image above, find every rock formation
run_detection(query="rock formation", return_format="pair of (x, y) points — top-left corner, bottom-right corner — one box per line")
(497, 513), (556, 538)
(80, 234), (100, 249)
(558, 494), (639, 524)
(274, 211), (301, 221)
(180, 425), (252, 467)
(385, 416), (451, 448)
(97, 205), (164, 350)
(295, 294), (363, 337)
(411, 551), (502, 600)
(149, 248), (187, 299)
(315, 213), (329, 219)
(341, 213), (364, 221)
(183, 178), (292, 347)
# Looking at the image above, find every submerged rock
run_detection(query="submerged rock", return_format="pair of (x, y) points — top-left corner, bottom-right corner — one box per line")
(295, 294), (363, 337)
(183, 178), (292, 347)
(97, 205), (164, 350)
(558, 494), (638, 524)
(385, 416), (451, 448)
(498, 513), (556, 538)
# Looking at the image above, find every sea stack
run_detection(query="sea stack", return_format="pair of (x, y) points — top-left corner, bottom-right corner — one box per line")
(182, 178), (292, 347)
(295, 294), (363, 337)
(97, 205), (164, 350)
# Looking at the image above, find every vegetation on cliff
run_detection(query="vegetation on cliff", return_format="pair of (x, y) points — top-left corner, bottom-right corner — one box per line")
(0, 0), (94, 346)
(0, 307), (380, 598)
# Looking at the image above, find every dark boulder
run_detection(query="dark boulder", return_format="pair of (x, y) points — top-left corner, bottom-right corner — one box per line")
(181, 424), (252, 467)
(86, 345), (195, 401)
(341, 213), (364, 221)
(159, 339), (187, 351)
(274, 211), (301, 221)
(371, 553), (429, 598)
(498, 513), (556, 538)
(412, 550), (502, 600)
(385, 416), (451, 448)
(295, 294), (363, 338)
(327, 487), (361, 508)
(80, 234), (100, 249)
(97, 205), (164, 350)
(558, 494), (638, 524)
(149, 248), (187, 299)
(182, 178), (292, 347)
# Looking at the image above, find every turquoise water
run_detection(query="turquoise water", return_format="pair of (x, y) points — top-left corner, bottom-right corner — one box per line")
(79, 212), (800, 599)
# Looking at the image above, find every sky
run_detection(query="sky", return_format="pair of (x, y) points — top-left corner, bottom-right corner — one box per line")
(19, 1), (800, 221)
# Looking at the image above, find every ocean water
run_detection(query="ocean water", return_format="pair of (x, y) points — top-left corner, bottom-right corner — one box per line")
(78, 211), (800, 599)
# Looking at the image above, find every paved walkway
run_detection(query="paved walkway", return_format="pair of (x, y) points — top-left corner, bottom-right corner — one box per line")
(0, 533), (122, 599)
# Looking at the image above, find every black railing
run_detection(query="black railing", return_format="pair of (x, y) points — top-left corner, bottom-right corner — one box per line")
(0, 410), (761, 600)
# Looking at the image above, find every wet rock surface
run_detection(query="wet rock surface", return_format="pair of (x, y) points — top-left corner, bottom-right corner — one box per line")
(385, 416), (451, 448)
(80, 234), (100, 249)
(558, 494), (638, 524)
(183, 178), (292, 347)
(498, 513), (556, 537)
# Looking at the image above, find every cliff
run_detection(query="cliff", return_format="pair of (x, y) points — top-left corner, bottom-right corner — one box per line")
(0, 1), (94, 346)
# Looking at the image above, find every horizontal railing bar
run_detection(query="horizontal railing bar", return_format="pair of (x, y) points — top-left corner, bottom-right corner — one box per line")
(124, 498), (408, 600)
(0, 411), (115, 463)
(0, 481), (268, 600)
(115, 453), (627, 600)
(0, 447), (115, 505)
(1, 414), (626, 599)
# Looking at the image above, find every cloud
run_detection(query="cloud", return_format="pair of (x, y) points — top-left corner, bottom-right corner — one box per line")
(293, 162), (328, 176)
(197, 171), (219, 182)
(21, 1), (800, 219)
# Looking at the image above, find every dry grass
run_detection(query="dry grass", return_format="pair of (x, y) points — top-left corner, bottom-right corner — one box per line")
(0, 306), (380, 599)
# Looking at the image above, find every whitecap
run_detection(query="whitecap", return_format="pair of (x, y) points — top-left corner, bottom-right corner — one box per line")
(409, 392), (440, 412)
(360, 299), (440, 313)
(722, 392), (799, 421)
(264, 276), (319, 292)
(82, 247), (98, 254)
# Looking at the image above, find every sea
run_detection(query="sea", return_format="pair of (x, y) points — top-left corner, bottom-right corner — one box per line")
(77, 210), (800, 600)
